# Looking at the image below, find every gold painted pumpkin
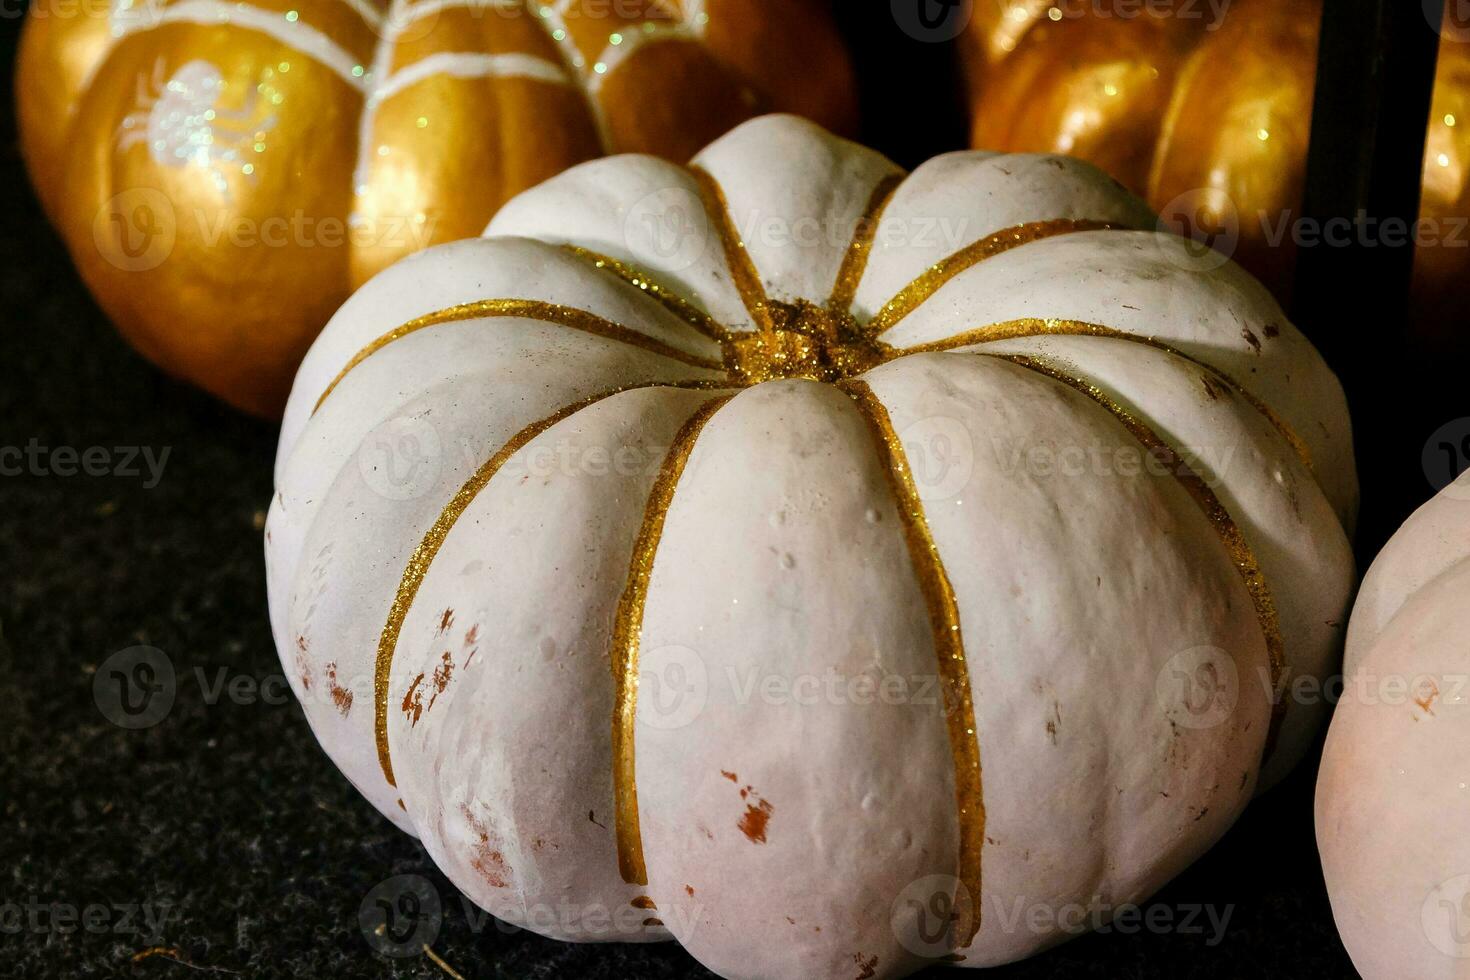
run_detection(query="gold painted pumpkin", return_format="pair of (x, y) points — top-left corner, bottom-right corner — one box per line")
(963, 0), (1470, 332)
(17, 0), (856, 416)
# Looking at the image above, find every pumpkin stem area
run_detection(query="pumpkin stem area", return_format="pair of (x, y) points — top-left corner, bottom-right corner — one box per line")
(725, 300), (893, 385)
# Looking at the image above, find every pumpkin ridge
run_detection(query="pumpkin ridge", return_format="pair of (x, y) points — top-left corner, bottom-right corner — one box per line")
(559, 244), (730, 343)
(371, 379), (735, 790)
(839, 378), (986, 951)
(901, 317), (1315, 476)
(312, 298), (727, 412)
(985, 352), (1289, 765)
(610, 393), (735, 888)
(864, 218), (1134, 337)
(827, 172), (908, 313)
(687, 163), (777, 333)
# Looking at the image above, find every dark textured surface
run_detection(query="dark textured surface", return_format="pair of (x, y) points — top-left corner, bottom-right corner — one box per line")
(0, 5), (1399, 978)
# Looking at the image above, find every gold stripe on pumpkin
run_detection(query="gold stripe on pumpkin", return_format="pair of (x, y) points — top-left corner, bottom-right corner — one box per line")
(560, 244), (731, 344)
(863, 219), (1125, 335)
(372, 380), (733, 789)
(313, 299), (725, 413)
(611, 395), (733, 886)
(901, 317), (1313, 472)
(840, 379), (985, 948)
(687, 165), (776, 333)
(989, 353), (1288, 763)
(828, 172), (907, 313)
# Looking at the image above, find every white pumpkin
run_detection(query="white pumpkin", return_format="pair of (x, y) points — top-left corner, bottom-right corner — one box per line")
(1317, 470), (1470, 979)
(266, 115), (1357, 977)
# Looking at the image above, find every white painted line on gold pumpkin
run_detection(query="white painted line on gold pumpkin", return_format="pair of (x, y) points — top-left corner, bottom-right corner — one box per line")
(337, 0), (386, 31)
(584, 23), (701, 96)
(385, 0), (523, 43)
(372, 50), (572, 103)
(350, 50), (574, 200)
(114, 0), (374, 92)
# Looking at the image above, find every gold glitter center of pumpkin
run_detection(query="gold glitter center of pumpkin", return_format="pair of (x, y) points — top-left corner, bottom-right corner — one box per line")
(726, 300), (892, 384)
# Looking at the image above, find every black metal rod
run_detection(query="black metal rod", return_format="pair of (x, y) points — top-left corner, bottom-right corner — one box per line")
(1295, 0), (1442, 554)
(1296, 0), (1440, 340)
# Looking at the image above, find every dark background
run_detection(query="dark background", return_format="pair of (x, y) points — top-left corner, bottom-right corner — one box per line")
(6, 2), (1459, 977)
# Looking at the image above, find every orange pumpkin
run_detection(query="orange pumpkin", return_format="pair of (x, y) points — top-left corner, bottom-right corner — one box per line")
(964, 0), (1470, 336)
(18, 0), (856, 416)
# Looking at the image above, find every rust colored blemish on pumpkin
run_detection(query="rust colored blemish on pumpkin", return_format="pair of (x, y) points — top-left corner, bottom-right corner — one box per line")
(1200, 374), (1231, 401)
(401, 673), (426, 726)
(720, 770), (738, 782)
(1241, 327), (1262, 352)
(854, 953), (878, 979)
(1415, 680), (1441, 716)
(685, 885), (695, 897)
(460, 804), (513, 889)
(738, 798), (774, 844)
(294, 635), (312, 691)
(438, 608), (455, 633)
(1263, 321), (1281, 339)
(632, 896), (657, 910)
(326, 661), (353, 716)
(464, 624), (479, 647)
(642, 917), (663, 927)
(427, 651), (454, 712)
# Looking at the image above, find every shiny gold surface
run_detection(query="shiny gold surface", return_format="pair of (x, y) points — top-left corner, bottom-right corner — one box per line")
(18, 0), (859, 416)
(992, 353), (1288, 763)
(965, 0), (1470, 323)
(842, 379), (985, 948)
(726, 300), (891, 385)
(611, 395), (733, 886)
(1414, 36), (1470, 347)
